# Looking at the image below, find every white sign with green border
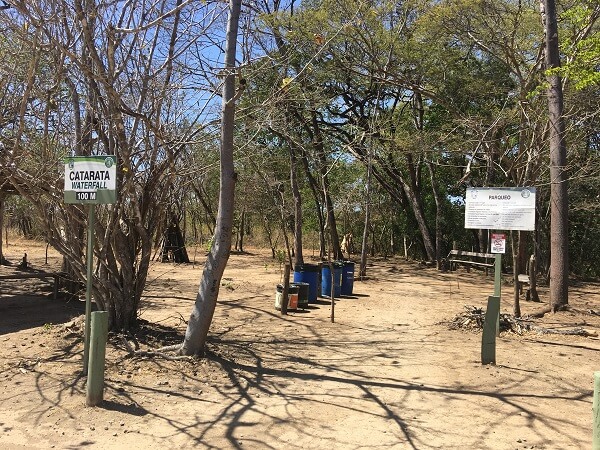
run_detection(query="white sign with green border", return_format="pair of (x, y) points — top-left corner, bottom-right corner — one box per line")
(64, 155), (116, 204)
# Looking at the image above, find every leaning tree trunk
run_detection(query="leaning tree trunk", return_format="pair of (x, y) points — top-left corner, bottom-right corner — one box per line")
(181, 0), (242, 356)
(401, 176), (436, 261)
(314, 123), (343, 260)
(409, 93), (436, 262)
(542, 0), (569, 311)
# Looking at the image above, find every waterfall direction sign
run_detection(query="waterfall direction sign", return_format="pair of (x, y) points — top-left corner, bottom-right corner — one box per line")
(465, 187), (536, 231)
(64, 156), (117, 204)
(63, 155), (116, 375)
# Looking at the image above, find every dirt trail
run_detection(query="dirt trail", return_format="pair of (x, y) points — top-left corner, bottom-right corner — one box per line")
(1, 239), (599, 449)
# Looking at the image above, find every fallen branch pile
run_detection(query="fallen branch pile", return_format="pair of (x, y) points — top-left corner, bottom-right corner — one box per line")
(444, 305), (598, 337)
(120, 335), (189, 360)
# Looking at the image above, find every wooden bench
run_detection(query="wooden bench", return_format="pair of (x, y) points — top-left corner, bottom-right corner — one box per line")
(0, 272), (63, 300)
(517, 255), (539, 302)
(446, 250), (496, 273)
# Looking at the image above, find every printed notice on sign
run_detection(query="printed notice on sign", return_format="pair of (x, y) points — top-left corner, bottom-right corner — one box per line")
(64, 155), (117, 204)
(465, 187), (536, 231)
(490, 233), (506, 254)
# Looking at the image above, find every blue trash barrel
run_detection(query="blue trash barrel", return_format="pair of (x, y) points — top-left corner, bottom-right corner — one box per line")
(293, 264), (320, 303)
(321, 262), (343, 298)
(341, 260), (355, 296)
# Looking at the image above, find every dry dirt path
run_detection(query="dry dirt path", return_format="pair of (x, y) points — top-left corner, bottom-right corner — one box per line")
(1, 240), (599, 449)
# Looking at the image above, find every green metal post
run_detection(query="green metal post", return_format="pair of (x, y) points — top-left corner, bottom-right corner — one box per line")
(86, 311), (109, 406)
(594, 371), (600, 449)
(481, 295), (500, 365)
(494, 253), (502, 297)
(82, 205), (95, 375)
(494, 253), (502, 336)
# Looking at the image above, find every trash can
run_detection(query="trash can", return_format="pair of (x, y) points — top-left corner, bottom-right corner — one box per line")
(293, 263), (320, 303)
(321, 262), (343, 298)
(291, 282), (309, 308)
(275, 284), (299, 311)
(341, 260), (355, 296)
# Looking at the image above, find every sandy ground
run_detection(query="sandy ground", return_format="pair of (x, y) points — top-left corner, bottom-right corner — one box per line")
(1, 238), (600, 449)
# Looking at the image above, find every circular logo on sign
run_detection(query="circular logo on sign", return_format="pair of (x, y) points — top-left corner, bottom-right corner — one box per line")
(68, 159), (75, 170)
(521, 189), (531, 198)
(105, 157), (114, 168)
(470, 189), (478, 199)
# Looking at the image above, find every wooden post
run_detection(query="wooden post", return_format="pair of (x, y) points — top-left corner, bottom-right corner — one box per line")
(86, 311), (108, 406)
(494, 254), (502, 336)
(494, 254), (502, 297)
(481, 295), (500, 365)
(512, 252), (521, 317)
(594, 371), (600, 449)
(330, 262), (335, 323)
(281, 263), (290, 315)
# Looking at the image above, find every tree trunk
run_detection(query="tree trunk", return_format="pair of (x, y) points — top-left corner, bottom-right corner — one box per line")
(529, 255), (540, 302)
(324, 189), (343, 260)
(181, 0), (242, 355)
(238, 209), (245, 253)
(512, 232), (521, 317)
(263, 215), (277, 259)
(290, 146), (304, 266)
(314, 113), (342, 261)
(0, 195), (5, 265)
(401, 175), (435, 261)
(360, 157), (372, 277)
(299, 150), (326, 258)
(408, 93), (435, 262)
(542, 0), (569, 311)
(276, 187), (294, 268)
(427, 161), (443, 268)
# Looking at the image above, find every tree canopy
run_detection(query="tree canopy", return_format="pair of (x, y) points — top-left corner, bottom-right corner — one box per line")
(1, 0), (599, 344)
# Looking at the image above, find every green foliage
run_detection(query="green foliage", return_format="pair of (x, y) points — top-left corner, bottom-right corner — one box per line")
(205, 236), (214, 253)
(275, 248), (286, 265)
(4, 0), (597, 283)
(557, 3), (600, 89)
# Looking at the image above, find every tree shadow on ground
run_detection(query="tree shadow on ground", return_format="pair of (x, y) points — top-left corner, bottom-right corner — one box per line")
(6, 252), (596, 449)
(10, 307), (592, 449)
(0, 293), (85, 334)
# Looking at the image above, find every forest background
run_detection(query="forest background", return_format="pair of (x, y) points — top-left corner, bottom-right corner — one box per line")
(0, 0), (599, 345)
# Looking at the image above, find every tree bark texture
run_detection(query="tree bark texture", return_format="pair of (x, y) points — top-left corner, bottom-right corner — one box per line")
(290, 145), (304, 266)
(300, 150), (326, 259)
(360, 158), (372, 277)
(181, 0), (242, 355)
(427, 161), (443, 267)
(542, 0), (569, 311)
(0, 195), (5, 264)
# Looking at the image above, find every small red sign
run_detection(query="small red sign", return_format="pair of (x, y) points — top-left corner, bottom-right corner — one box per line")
(491, 233), (506, 254)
